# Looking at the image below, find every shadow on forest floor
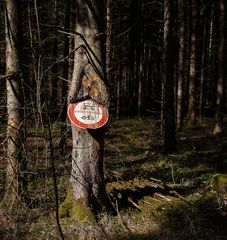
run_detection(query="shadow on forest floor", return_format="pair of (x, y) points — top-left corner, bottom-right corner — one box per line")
(105, 117), (227, 183)
(0, 117), (227, 239)
(103, 117), (227, 239)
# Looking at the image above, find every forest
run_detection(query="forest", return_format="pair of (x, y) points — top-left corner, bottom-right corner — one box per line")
(0, 0), (227, 239)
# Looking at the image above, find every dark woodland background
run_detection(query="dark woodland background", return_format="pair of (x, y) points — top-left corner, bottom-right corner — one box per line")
(0, 0), (227, 239)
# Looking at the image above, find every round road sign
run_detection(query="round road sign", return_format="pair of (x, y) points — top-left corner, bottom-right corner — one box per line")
(67, 99), (109, 129)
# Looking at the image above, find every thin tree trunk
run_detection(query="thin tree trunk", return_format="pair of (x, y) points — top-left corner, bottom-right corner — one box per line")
(176, 0), (185, 130)
(128, 0), (137, 116)
(208, 1), (219, 111)
(187, 0), (197, 125)
(59, 0), (72, 156)
(214, 0), (225, 134)
(50, 0), (58, 119)
(199, 11), (209, 122)
(116, 60), (121, 119)
(137, 0), (143, 117)
(33, 0), (44, 128)
(205, 2), (213, 107)
(163, 0), (176, 153)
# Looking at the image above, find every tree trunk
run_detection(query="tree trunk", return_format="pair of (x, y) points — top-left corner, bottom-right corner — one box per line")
(214, 0), (225, 134)
(163, 0), (176, 153)
(5, 0), (25, 207)
(176, 0), (185, 130)
(49, 0), (58, 119)
(128, 0), (137, 116)
(66, 0), (110, 223)
(59, 0), (72, 156)
(137, 0), (143, 117)
(187, 0), (197, 125)
(105, 0), (111, 83)
(199, 8), (209, 122)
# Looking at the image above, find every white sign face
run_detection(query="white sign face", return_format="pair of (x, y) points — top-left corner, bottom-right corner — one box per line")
(74, 100), (102, 124)
(67, 99), (109, 129)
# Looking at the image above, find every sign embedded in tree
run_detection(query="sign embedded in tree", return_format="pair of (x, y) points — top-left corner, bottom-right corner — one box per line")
(68, 99), (109, 129)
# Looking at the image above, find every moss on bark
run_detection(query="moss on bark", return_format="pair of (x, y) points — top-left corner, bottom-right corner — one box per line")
(72, 198), (96, 223)
(59, 185), (95, 223)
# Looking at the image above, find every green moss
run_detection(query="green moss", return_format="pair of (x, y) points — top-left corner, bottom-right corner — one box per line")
(210, 173), (227, 193)
(72, 198), (95, 223)
(59, 186), (73, 218)
(59, 186), (95, 223)
(59, 198), (73, 218)
(6, 69), (16, 76)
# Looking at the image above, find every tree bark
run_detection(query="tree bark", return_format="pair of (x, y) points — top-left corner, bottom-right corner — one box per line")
(187, 0), (197, 125)
(105, 0), (111, 83)
(176, 0), (185, 130)
(5, 0), (25, 207)
(67, 0), (110, 222)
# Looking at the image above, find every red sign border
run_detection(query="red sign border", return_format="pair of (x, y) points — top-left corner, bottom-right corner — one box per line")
(67, 100), (109, 129)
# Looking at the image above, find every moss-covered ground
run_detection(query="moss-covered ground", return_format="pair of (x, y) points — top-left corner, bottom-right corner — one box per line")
(0, 117), (227, 239)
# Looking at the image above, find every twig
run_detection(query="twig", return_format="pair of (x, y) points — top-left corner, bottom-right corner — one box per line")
(128, 197), (142, 211)
(141, 199), (152, 205)
(153, 193), (172, 202)
(0, 74), (10, 80)
(170, 190), (193, 205)
(58, 30), (103, 67)
(150, 177), (162, 183)
(170, 162), (176, 184)
(115, 200), (131, 232)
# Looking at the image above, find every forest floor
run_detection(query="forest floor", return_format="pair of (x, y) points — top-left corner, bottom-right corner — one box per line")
(0, 116), (227, 240)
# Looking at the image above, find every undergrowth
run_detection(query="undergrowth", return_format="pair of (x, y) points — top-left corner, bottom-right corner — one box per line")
(0, 117), (227, 239)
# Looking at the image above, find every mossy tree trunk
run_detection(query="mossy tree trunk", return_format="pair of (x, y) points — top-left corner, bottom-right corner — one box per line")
(67, 0), (110, 223)
(5, 0), (25, 207)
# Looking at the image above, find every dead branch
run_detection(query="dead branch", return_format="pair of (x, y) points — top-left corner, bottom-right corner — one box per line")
(170, 190), (193, 205)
